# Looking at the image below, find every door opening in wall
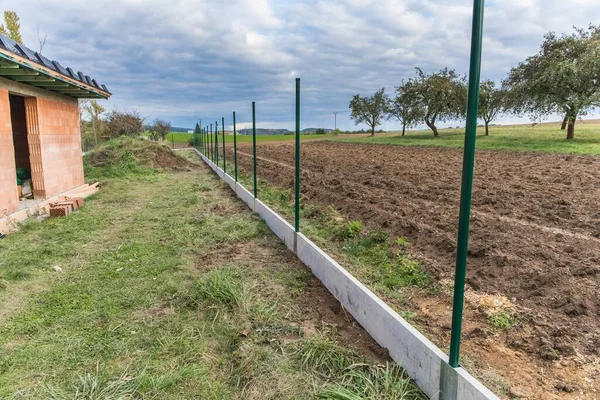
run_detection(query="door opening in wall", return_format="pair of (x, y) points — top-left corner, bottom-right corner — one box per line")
(9, 94), (35, 204)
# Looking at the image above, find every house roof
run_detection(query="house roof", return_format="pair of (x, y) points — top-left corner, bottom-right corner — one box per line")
(0, 34), (111, 99)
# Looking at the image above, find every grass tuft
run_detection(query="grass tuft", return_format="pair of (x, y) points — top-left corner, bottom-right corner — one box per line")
(298, 331), (357, 376)
(191, 267), (245, 309)
(318, 362), (425, 400)
(44, 368), (138, 400)
(487, 310), (518, 329)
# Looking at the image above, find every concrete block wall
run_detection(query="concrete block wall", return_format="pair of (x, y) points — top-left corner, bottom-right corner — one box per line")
(0, 89), (18, 216)
(34, 97), (84, 198)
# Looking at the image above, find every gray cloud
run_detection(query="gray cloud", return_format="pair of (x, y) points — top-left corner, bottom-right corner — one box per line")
(6, 0), (599, 130)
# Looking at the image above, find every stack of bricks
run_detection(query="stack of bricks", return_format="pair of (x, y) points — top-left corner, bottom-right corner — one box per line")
(49, 196), (84, 218)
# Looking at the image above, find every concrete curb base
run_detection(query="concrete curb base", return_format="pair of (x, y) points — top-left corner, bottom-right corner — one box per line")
(196, 150), (498, 400)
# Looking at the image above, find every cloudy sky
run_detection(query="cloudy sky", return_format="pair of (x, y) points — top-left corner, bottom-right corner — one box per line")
(4, 0), (599, 130)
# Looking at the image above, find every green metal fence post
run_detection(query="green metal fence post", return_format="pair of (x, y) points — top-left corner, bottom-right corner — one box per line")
(233, 111), (238, 182)
(222, 117), (226, 173)
(215, 121), (219, 167)
(252, 102), (257, 198)
(210, 124), (214, 161)
(295, 78), (301, 233)
(448, 0), (485, 369)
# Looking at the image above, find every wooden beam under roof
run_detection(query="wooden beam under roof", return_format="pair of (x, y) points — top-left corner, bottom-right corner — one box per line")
(28, 82), (70, 88)
(0, 69), (39, 76)
(11, 75), (56, 82)
(0, 49), (110, 98)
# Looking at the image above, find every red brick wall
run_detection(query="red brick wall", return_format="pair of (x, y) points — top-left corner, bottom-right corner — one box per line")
(0, 88), (18, 216)
(27, 97), (83, 198)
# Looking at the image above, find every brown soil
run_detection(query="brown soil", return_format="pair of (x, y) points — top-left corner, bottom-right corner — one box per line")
(151, 146), (199, 170)
(227, 142), (600, 399)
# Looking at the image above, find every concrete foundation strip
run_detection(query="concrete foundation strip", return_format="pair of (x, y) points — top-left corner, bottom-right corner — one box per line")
(196, 150), (499, 400)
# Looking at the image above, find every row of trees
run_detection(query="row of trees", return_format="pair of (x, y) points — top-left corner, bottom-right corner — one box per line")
(350, 25), (600, 140)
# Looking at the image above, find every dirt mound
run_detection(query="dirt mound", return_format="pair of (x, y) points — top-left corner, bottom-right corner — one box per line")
(85, 137), (199, 171)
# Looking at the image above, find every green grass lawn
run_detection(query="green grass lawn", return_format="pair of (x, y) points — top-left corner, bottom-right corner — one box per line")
(0, 143), (423, 400)
(333, 123), (600, 156)
(165, 131), (194, 143)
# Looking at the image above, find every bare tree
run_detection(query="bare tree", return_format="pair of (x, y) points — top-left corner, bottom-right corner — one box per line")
(37, 26), (47, 54)
(148, 119), (172, 142)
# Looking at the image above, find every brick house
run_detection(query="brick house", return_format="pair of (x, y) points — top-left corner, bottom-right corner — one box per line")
(0, 34), (110, 220)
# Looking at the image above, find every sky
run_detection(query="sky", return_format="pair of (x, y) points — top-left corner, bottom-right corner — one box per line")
(4, 0), (599, 131)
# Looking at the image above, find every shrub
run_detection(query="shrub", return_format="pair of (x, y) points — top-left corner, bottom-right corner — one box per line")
(104, 110), (144, 138)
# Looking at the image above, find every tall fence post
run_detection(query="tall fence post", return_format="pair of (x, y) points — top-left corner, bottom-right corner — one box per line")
(448, 0), (485, 369)
(233, 111), (238, 182)
(199, 119), (202, 153)
(210, 124), (214, 161)
(295, 78), (301, 233)
(222, 117), (226, 173)
(252, 102), (257, 198)
(215, 120), (220, 167)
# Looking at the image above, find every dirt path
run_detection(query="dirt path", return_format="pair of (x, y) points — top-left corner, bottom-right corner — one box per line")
(228, 142), (600, 399)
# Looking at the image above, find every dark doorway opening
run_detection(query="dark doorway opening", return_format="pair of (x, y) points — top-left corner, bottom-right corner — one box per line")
(9, 94), (33, 201)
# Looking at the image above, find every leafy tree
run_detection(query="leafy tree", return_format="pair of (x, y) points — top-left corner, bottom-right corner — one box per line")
(391, 81), (425, 136)
(315, 128), (326, 135)
(149, 119), (172, 142)
(478, 80), (506, 136)
(504, 25), (600, 140)
(105, 110), (144, 138)
(83, 100), (106, 146)
(0, 11), (22, 44)
(404, 68), (466, 137)
(194, 123), (201, 134)
(349, 88), (389, 136)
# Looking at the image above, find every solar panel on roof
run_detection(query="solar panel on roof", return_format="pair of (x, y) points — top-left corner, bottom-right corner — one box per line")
(0, 32), (110, 97)
(0, 35), (21, 55)
(52, 61), (69, 76)
(15, 43), (37, 61)
(35, 52), (57, 71)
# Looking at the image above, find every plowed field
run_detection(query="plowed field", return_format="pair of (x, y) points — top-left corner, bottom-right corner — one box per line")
(229, 141), (600, 399)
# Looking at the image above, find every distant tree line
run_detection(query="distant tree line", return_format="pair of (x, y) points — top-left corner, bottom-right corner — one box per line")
(349, 25), (600, 140)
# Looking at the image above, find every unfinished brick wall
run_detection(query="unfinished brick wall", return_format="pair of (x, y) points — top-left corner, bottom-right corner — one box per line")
(0, 88), (18, 216)
(25, 96), (83, 199)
